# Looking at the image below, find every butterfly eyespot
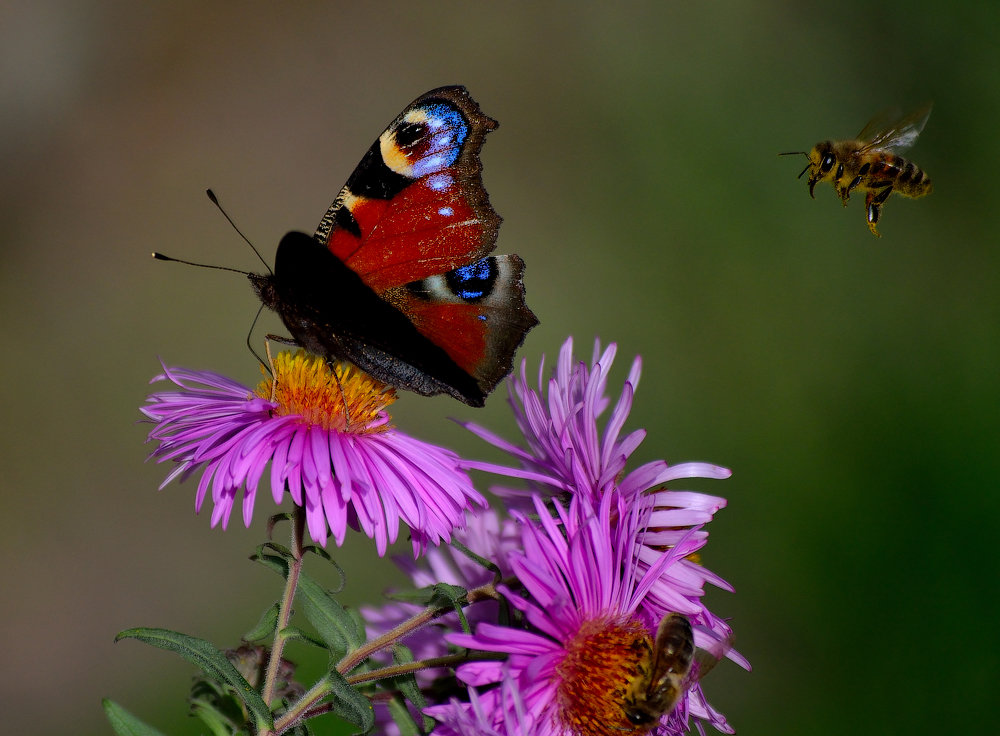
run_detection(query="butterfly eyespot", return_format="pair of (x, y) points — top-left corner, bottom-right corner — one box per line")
(394, 121), (426, 148)
(446, 257), (497, 302)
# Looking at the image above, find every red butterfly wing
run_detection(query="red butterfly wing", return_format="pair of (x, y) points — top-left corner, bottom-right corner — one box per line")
(308, 86), (536, 401)
(315, 86), (500, 292)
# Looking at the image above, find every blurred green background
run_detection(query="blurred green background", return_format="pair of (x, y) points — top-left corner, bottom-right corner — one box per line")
(3, 2), (998, 734)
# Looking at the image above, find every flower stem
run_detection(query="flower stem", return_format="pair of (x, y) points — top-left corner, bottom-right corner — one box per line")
(334, 581), (497, 674)
(261, 508), (306, 707)
(345, 650), (499, 686)
(271, 675), (334, 734)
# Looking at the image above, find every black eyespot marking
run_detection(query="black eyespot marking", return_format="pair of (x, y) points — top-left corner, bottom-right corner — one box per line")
(405, 280), (432, 299)
(394, 121), (425, 149)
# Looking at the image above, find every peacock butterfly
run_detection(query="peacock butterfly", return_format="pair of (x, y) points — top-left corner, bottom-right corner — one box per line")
(250, 86), (538, 407)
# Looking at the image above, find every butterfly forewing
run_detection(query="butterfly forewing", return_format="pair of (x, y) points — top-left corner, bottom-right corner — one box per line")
(315, 87), (501, 291)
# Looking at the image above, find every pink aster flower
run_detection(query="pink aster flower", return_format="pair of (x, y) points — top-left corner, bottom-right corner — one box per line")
(362, 507), (524, 734)
(464, 337), (731, 507)
(363, 507), (521, 655)
(142, 350), (485, 555)
(463, 337), (741, 647)
(429, 492), (741, 736)
(430, 682), (530, 736)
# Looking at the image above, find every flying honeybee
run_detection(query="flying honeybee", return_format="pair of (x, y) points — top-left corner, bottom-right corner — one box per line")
(619, 613), (727, 732)
(781, 104), (933, 237)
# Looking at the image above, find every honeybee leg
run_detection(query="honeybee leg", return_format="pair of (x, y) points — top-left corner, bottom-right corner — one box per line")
(839, 163), (871, 205)
(866, 201), (882, 237)
(864, 185), (893, 237)
(833, 162), (849, 205)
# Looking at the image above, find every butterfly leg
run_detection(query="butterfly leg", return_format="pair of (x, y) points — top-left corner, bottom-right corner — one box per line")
(263, 334), (299, 401)
(329, 365), (353, 432)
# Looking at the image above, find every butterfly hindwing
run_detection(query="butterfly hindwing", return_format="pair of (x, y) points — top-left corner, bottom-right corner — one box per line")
(387, 254), (538, 393)
(254, 86), (537, 407)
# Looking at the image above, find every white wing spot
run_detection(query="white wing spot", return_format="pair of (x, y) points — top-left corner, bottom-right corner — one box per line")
(427, 174), (453, 191)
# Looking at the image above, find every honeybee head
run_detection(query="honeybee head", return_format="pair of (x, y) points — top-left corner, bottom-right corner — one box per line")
(781, 143), (835, 198)
(804, 141), (838, 197)
(779, 149), (816, 181)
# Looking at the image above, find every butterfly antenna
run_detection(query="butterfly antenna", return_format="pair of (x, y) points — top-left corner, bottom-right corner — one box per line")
(151, 251), (251, 275)
(206, 188), (272, 274)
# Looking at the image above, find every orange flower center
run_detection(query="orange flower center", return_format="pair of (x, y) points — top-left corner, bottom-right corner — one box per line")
(255, 350), (396, 434)
(555, 616), (657, 735)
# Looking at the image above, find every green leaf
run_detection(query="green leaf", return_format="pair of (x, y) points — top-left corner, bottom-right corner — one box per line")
(252, 551), (363, 658)
(450, 539), (502, 582)
(115, 627), (273, 732)
(254, 541), (294, 561)
(303, 545), (346, 593)
(326, 669), (375, 733)
(386, 694), (422, 736)
(244, 601), (280, 644)
(389, 582), (467, 608)
(101, 699), (168, 736)
(296, 568), (365, 655)
(391, 646), (427, 711)
(251, 549), (288, 577)
(388, 583), (470, 632)
(266, 512), (295, 539)
(190, 696), (240, 736)
(280, 624), (328, 649)
(385, 646), (432, 735)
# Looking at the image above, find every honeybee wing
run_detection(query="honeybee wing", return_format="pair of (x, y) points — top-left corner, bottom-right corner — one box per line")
(687, 628), (733, 685)
(856, 103), (933, 153)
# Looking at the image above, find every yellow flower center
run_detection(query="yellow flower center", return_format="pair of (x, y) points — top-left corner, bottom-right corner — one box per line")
(255, 350), (396, 434)
(555, 616), (656, 735)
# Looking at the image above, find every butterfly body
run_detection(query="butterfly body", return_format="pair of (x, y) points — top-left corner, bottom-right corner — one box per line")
(252, 86), (537, 406)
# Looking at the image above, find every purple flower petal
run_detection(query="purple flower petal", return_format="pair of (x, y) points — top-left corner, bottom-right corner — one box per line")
(142, 355), (482, 556)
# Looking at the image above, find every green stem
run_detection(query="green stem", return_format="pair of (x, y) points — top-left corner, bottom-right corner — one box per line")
(345, 650), (500, 686)
(261, 508), (306, 707)
(271, 675), (335, 734)
(334, 581), (497, 675)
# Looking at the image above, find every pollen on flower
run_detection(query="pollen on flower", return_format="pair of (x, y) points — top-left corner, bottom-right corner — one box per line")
(255, 350), (397, 433)
(555, 616), (654, 736)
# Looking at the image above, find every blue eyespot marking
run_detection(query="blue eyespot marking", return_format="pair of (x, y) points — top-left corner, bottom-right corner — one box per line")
(409, 103), (468, 177)
(438, 206), (454, 217)
(446, 257), (497, 302)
